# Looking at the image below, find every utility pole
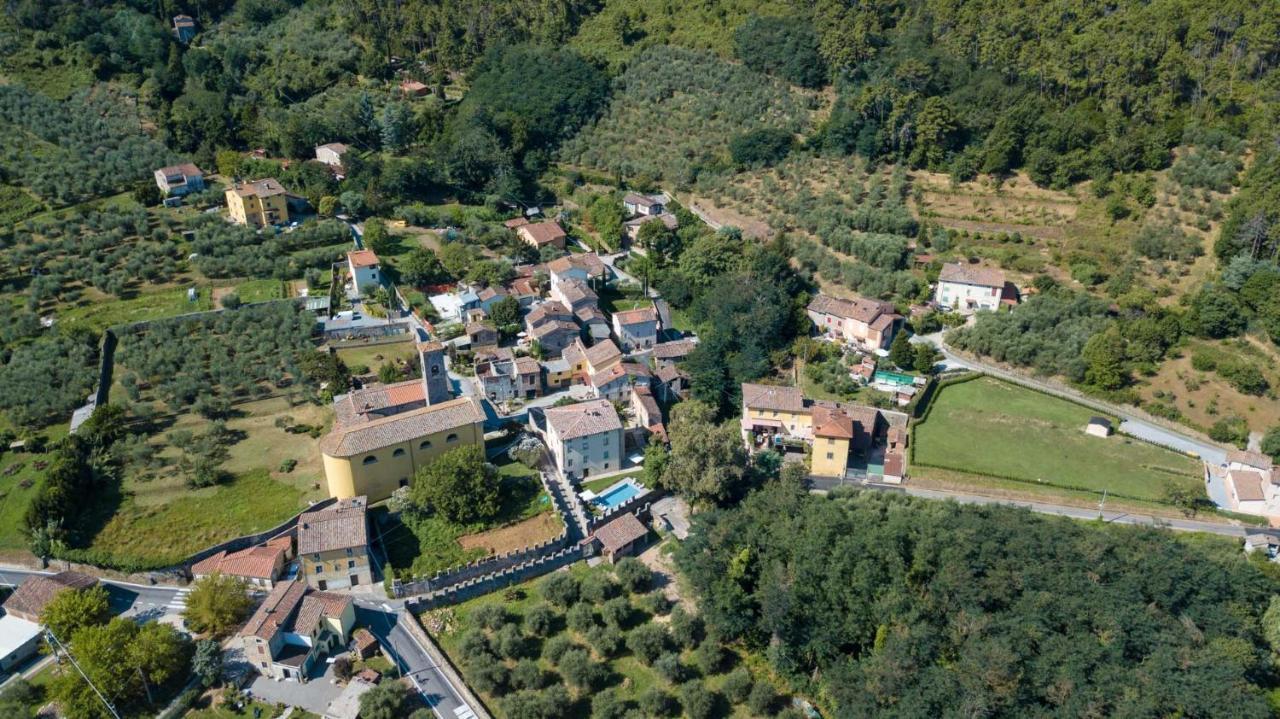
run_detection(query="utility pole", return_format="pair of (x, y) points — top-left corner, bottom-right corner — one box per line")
(44, 629), (123, 719)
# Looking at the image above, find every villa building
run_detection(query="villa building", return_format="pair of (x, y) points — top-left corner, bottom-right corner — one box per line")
(226, 178), (289, 227)
(540, 399), (624, 481)
(297, 497), (372, 591)
(239, 581), (355, 683)
(806, 294), (902, 351)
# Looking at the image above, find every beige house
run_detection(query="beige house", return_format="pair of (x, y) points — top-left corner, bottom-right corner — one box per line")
(611, 306), (660, 351)
(563, 338), (622, 381)
(2, 571), (97, 624)
(806, 294), (902, 351)
(517, 221), (567, 250)
(226, 178), (289, 227)
(191, 535), (293, 589)
(315, 142), (349, 167)
(550, 278), (598, 313)
(320, 342), (485, 502)
(239, 581), (355, 682)
(592, 512), (649, 563)
(298, 497), (372, 591)
(541, 398), (624, 481)
(153, 163), (204, 196)
(934, 263), (1007, 314)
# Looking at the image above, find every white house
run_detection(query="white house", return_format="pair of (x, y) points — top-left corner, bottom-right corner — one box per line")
(934, 263), (1007, 314)
(1222, 450), (1278, 517)
(623, 193), (667, 217)
(1084, 416), (1112, 438)
(315, 143), (349, 167)
(611, 306), (660, 351)
(154, 163), (205, 196)
(347, 250), (381, 292)
(541, 399), (624, 481)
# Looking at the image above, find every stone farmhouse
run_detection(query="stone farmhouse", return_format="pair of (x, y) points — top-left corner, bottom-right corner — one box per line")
(320, 342), (486, 502)
(806, 294), (902, 351)
(239, 580), (354, 683)
(192, 534), (294, 589)
(298, 497), (372, 591)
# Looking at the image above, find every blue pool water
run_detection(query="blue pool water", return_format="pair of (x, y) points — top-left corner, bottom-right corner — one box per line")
(593, 480), (644, 510)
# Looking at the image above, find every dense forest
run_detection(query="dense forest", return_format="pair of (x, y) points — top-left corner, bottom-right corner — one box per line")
(677, 484), (1280, 718)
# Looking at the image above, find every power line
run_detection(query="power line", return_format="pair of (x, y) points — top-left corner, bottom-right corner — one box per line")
(44, 628), (122, 719)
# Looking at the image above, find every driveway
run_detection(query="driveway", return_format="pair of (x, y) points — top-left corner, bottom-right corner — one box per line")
(246, 660), (345, 716)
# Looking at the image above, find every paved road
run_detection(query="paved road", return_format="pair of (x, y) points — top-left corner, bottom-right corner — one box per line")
(355, 603), (476, 719)
(0, 568), (188, 620)
(809, 479), (1254, 537)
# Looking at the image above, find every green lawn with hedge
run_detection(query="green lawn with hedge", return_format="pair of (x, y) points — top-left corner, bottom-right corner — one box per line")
(912, 375), (1201, 502)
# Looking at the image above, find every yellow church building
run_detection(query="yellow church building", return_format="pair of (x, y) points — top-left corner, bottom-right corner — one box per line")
(319, 342), (486, 502)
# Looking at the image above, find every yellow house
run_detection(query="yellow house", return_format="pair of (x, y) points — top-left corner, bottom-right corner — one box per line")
(297, 497), (372, 591)
(562, 338), (622, 379)
(320, 395), (485, 502)
(740, 383), (811, 438)
(811, 405), (854, 477)
(226, 178), (289, 227)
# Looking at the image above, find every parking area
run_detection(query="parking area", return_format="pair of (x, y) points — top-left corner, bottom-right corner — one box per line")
(245, 659), (346, 715)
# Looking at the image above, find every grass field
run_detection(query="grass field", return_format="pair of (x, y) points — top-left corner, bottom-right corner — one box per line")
(332, 336), (418, 374)
(913, 376), (1201, 502)
(82, 469), (312, 567)
(0, 425), (69, 556)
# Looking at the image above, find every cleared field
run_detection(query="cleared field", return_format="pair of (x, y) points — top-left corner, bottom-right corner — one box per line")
(913, 376), (1201, 502)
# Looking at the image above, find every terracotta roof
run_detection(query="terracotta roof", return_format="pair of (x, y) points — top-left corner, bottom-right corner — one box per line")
(321, 396), (484, 457)
(2, 571), (97, 621)
(293, 591), (351, 635)
(594, 513), (648, 553)
(514, 356), (541, 375)
(741, 383), (806, 413)
(158, 163), (202, 178)
(317, 142), (349, 154)
(652, 339), (696, 360)
(623, 213), (679, 231)
(477, 286), (506, 302)
(869, 313), (898, 331)
(547, 253), (606, 278)
(518, 221), (567, 247)
(556, 278), (598, 306)
(812, 405), (855, 439)
(1231, 470), (1267, 502)
(632, 386), (661, 422)
(938, 262), (1005, 288)
(334, 379), (427, 427)
(526, 301), (573, 327)
(354, 628), (378, 653)
(544, 399), (622, 441)
(531, 319), (578, 340)
(584, 339), (621, 369)
(656, 365), (687, 384)
(230, 178), (286, 198)
(591, 364), (627, 388)
(347, 249), (380, 268)
(298, 497), (369, 555)
(884, 451), (905, 477)
(622, 362), (651, 379)
(575, 306), (608, 326)
(504, 217), (530, 229)
(240, 581), (307, 640)
(623, 193), (663, 209)
(191, 537), (290, 580)
(509, 276), (539, 297)
(807, 294), (895, 324)
(1228, 450), (1274, 471)
(613, 306), (658, 325)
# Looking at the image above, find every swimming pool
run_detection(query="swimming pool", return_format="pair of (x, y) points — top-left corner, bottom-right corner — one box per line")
(592, 479), (645, 510)
(872, 370), (916, 386)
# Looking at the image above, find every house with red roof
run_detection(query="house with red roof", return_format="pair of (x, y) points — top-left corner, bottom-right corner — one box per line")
(191, 535), (294, 589)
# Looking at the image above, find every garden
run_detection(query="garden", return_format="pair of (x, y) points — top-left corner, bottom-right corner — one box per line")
(912, 375), (1202, 503)
(379, 455), (561, 582)
(427, 556), (799, 719)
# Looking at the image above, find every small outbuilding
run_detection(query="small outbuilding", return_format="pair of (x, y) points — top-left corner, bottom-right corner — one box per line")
(1085, 416), (1112, 438)
(592, 513), (649, 563)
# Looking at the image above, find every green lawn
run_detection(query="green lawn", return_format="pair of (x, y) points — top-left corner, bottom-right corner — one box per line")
(333, 337), (417, 374)
(80, 469), (311, 568)
(184, 698), (282, 719)
(581, 469), (646, 495)
(913, 376), (1201, 502)
(0, 425), (70, 555)
(233, 279), (287, 303)
(59, 286), (215, 331)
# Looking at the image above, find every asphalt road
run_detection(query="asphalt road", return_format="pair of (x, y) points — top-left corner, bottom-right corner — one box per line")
(0, 568), (188, 621)
(809, 479), (1253, 537)
(355, 603), (477, 719)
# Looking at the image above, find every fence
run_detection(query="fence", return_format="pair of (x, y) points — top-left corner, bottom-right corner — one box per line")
(406, 544), (587, 610)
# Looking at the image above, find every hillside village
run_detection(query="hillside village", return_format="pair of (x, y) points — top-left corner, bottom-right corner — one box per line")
(2, 1), (1280, 718)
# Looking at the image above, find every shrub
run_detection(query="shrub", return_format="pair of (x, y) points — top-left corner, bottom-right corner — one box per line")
(669, 605), (702, 649)
(277, 458), (297, 473)
(566, 603), (598, 634)
(692, 641), (727, 676)
(541, 635), (575, 664)
(510, 659), (546, 691)
(654, 652), (685, 683)
(747, 679), (778, 714)
(558, 648), (606, 690)
(578, 572), (617, 603)
(626, 624), (670, 664)
(586, 625), (625, 659)
(639, 590), (671, 616)
(678, 681), (715, 719)
(493, 623), (526, 660)
(722, 667), (753, 704)
(540, 573), (579, 608)
(523, 603), (556, 637)
(639, 687), (679, 717)
(591, 688), (627, 719)
(600, 597), (631, 628)
(472, 603), (509, 631)
(613, 557), (651, 593)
